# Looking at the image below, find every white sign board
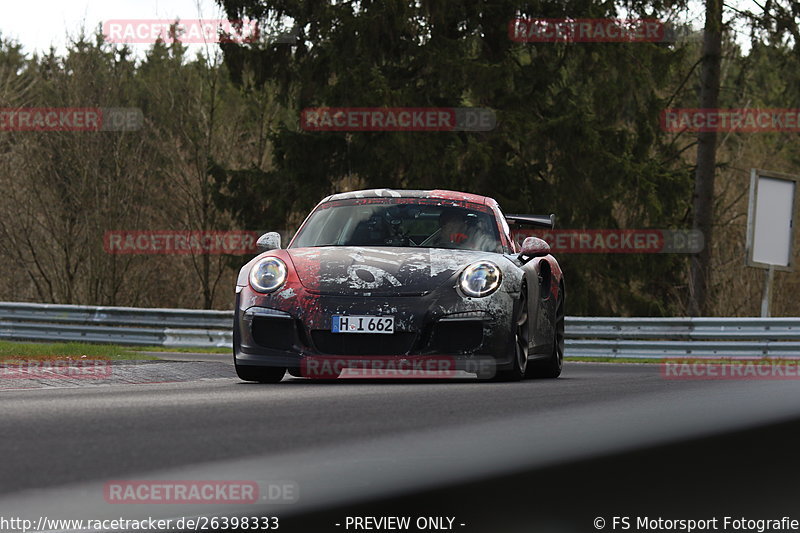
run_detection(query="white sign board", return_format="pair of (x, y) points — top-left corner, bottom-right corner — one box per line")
(746, 169), (797, 271)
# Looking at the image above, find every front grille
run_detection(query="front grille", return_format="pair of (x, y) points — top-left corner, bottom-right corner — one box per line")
(251, 316), (297, 350)
(311, 331), (417, 355)
(430, 320), (484, 353)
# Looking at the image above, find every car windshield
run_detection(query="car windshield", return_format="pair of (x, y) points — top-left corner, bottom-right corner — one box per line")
(290, 199), (503, 253)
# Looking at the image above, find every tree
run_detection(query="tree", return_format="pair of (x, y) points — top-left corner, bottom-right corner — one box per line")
(0, 33), (154, 305)
(688, 0), (723, 316)
(214, 0), (695, 316)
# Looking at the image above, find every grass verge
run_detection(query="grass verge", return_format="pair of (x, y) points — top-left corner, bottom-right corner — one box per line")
(134, 345), (230, 354)
(0, 341), (158, 362)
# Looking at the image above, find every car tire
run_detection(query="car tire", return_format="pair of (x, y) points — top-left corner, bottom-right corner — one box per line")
(235, 362), (286, 383)
(490, 285), (529, 382)
(526, 285), (564, 379)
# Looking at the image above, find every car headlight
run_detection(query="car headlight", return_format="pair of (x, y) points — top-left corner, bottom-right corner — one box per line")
(249, 257), (287, 293)
(459, 261), (502, 297)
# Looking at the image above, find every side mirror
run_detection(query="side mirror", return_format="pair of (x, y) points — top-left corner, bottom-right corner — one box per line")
(519, 236), (550, 258)
(257, 232), (282, 252)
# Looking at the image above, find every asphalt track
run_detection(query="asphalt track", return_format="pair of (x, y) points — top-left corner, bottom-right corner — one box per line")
(2, 357), (800, 532)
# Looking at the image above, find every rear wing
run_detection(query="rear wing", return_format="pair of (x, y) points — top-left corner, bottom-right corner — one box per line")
(505, 213), (555, 229)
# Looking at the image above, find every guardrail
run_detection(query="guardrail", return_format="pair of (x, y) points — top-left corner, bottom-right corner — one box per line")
(566, 317), (800, 358)
(1, 302), (799, 356)
(0, 302), (233, 348)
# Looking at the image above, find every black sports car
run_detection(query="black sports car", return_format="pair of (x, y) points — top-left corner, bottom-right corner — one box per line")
(234, 189), (564, 382)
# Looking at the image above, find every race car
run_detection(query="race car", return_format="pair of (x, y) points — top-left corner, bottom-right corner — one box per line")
(233, 189), (564, 382)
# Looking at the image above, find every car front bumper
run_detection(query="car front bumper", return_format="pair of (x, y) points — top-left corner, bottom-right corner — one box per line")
(234, 281), (519, 373)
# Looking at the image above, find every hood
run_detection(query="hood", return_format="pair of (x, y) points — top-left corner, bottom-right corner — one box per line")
(287, 246), (495, 296)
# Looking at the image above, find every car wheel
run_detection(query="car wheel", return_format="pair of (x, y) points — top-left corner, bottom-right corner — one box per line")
(235, 362), (286, 383)
(526, 285), (564, 379)
(491, 285), (529, 382)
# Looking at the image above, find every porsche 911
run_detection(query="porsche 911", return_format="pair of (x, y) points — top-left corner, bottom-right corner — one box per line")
(233, 189), (564, 382)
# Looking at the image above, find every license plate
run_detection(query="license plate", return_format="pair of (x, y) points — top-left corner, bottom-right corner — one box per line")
(332, 315), (394, 334)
